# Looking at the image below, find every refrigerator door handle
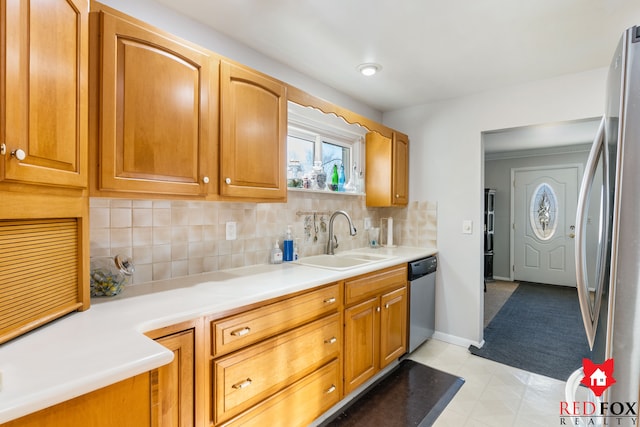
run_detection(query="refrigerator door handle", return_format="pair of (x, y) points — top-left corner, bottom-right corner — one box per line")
(575, 116), (608, 350)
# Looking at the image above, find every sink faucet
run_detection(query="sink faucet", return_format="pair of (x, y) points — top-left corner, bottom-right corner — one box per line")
(326, 210), (357, 255)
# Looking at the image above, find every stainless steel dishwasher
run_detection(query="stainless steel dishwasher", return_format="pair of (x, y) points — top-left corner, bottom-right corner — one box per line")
(407, 256), (437, 353)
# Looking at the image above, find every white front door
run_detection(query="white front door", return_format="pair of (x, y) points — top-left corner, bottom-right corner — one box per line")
(512, 165), (581, 286)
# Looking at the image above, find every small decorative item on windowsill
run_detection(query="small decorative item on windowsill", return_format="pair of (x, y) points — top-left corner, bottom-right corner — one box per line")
(90, 255), (135, 297)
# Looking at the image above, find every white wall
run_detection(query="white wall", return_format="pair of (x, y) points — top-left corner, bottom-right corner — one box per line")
(97, 0), (382, 122)
(383, 68), (607, 346)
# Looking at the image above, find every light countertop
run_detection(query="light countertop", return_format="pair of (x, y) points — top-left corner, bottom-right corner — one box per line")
(0, 246), (436, 423)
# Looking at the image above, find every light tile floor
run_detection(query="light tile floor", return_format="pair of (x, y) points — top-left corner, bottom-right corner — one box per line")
(409, 339), (587, 426)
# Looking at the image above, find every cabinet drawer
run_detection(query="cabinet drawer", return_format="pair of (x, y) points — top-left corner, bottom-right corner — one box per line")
(213, 314), (340, 424)
(221, 359), (341, 427)
(212, 284), (340, 357)
(344, 265), (407, 306)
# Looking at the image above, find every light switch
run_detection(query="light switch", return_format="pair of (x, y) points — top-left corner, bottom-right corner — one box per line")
(226, 221), (237, 240)
(462, 220), (473, 234)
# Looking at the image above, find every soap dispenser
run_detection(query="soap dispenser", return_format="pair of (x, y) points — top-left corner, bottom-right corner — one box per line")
(283, 226), (294, 261)
(271, 240), (283, 264)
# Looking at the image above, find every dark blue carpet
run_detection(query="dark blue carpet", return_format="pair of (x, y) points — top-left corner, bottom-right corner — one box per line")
(470, 282), (591, 381)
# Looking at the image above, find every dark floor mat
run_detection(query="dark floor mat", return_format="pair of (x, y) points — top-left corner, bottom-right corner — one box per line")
(323, 359), (464, 427)
(469, 281), (590, 381)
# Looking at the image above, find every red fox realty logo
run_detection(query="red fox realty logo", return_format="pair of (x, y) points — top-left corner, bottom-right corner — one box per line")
(560, 358), (637, 426)
(581, 358), (616, 397)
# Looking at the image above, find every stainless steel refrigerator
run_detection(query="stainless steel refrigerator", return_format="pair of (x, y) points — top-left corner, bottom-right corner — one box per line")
(574, 25), (640, 407)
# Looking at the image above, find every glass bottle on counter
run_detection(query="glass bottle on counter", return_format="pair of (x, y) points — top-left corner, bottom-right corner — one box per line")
(331, 164), (339, 191)
(338, 164), (346, 192)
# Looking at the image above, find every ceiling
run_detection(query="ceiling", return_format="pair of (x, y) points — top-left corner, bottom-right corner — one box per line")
(483, 118), (601, 154)
(155, 0), (640, 113)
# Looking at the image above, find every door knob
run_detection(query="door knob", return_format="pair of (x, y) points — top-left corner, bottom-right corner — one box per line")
(568, 233), (575, 239)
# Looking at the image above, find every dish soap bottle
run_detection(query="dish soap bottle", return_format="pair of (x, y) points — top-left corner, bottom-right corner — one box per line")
(270, 240), (283, 264)
(283, 226), (294, 261)
(338, 164), (346, 192)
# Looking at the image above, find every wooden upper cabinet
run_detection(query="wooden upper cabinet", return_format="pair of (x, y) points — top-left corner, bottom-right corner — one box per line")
(219, 61), (286, 201)
(92, 8), (217, 197)
(392, 131), (409, 205)
(1, 0), (88, 189)
(365, 131), (409, 207)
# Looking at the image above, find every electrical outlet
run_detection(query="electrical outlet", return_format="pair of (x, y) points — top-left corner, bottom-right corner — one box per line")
(364, 217), (372, 230)
(226, 221), (237, 240)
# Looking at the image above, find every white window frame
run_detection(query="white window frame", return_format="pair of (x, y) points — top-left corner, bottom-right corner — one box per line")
(287, 103), (366, 184)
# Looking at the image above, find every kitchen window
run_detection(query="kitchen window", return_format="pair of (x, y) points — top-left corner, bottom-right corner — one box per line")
(287, 102), (366, 190)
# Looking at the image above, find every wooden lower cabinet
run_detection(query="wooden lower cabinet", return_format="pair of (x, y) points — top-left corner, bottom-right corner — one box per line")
(213, 314), (340, 425)
(210, 283), (343, 426)
(146, 319), (205, 427)
(1, 374), (153, 427)
(343, 265), (408, 395)
(220, 359), (341, 427)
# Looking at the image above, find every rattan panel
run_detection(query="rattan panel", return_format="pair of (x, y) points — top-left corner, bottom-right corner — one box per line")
(0, 219), (82, 343)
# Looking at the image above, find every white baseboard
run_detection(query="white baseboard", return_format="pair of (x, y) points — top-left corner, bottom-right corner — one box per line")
(432, 331), (484, 349)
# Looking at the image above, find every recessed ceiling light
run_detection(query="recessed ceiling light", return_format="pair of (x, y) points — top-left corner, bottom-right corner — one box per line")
(357, 63), (382, 76)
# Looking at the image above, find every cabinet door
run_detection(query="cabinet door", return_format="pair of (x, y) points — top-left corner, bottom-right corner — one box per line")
(152, 329), (196, 427)
(365, 131), (409, 207)
(379, 286), (407, 368)
(343, 296), (379, 394)
(219, 61), (286, 201)
(392, 132), (409, 205)
(95, 10), (216, 196)
(1, 0), (88, 189)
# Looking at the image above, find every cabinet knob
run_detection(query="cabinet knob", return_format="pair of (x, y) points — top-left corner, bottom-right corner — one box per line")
(225, 177), (231, 184)
(202, 176), (210, 184)
(11, 149), (26, 161)
(376, 306), (381, 312)
(395, 194), (400, 198)
(325, 384), (336, 394)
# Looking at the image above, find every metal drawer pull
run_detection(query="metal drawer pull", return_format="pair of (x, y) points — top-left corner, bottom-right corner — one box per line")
(325, 384), (336, 394)
(230, 327), (251, 337)
(232, 378), (252, 389)
(324, 337), (337, 344)
(323, 297), (336, 304)
(377, 306), (381, 312)
(385, 303), (390, 309)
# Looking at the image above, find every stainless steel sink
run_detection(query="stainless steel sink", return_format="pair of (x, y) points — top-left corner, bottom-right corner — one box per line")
(294, 252), (396, 270)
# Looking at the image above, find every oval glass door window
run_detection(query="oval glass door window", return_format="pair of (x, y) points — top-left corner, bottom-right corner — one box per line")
(529, 183), (558, 240)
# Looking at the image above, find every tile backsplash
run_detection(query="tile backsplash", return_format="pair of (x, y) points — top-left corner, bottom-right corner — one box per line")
(89, 191), (437, 285)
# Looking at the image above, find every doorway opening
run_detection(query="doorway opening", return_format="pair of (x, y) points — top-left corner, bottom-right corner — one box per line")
(481, 118), (599, 330)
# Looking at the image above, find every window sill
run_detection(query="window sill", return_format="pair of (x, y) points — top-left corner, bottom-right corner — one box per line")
(288, 187), (365, 197)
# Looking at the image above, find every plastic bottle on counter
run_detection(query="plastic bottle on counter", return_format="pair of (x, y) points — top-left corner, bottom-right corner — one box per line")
(283, 226), (294, 261)
(270, 240), (283, 264)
